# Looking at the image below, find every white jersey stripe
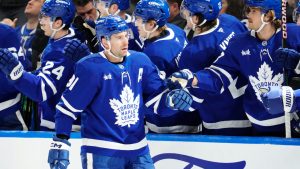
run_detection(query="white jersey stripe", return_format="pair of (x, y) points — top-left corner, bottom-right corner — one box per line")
(202, 120), (251, 129)
(61, 96), (83, 113)
(246, 113), (285, 126)
(56, 105), (77, 120)
(146, 122), (201, 133)
(38, 72), (57, 95)
(0, 93), (21, 111)
(82, 137), (148, 151)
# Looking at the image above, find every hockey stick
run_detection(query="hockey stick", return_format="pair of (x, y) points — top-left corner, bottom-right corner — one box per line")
(282, 86), (293, 138)
(281, 0), (291, 138)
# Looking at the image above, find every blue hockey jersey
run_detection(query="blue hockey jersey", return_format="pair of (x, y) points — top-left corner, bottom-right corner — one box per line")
(11, 29), (81, 131)
(178, 14), (251, 136)
(195, 24), (300, 136)
(55, 51), (171, 157)
(143, 23), (187, 78)
(141, 23), (201, 133)
(0, 23), (27, 130)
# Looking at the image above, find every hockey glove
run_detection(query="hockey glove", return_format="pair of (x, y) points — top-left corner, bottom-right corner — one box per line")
(166, 69), (194, 90)
(261, 86), (296, 115)
(0, 48), (23, 80)
(274, 48), (300, 73)
(166, 89), (193, 112)
(73, 16), (98, 53)
(48, 136), (71, 169)
(64, 39), (91, 63)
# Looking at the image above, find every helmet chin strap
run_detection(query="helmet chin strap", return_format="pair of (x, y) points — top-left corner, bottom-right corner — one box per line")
(49, 20), (65, 39)
(189, 16), (207, 31)
(103, 38), (123, 60)
(140, 23), (159, 41)
(256, 14), (269, 33)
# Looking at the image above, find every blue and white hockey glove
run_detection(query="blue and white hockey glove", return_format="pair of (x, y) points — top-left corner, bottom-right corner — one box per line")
(0, 48), (23, 80)
(166, 89), (193, 112)
(274, 48), (300, 73)
(166, 69), (194, 90)
(261, 86), (296, 115)
(48, 136), (71, 169)
(64, 38), (90, 62)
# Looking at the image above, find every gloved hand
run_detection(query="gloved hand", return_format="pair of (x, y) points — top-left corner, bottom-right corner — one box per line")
(261, 86), (296, 115)
(166, 69), (194, 90)
(64, 39), (91, 63)
(0, 48), (23, 80)
(166, 89), (193, 112)
(73, 16), (99, 53)
(48, 136), (71, 169)
(274, 48), (300, 72)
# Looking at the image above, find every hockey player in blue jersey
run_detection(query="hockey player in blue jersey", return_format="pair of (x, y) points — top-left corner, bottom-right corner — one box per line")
(167, 0), (300, 137)
(174, 0), (251, 136)
(0, 0), (88, 131)
(0, 23), (28, 130)
(93, 0), (143, 52)
(133, 0), (201, 134)
(47, 15), (192, 169)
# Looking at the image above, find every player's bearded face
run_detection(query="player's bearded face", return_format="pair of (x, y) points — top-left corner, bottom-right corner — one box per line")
(245, 7), (263, 30)
(110, 31), (129, 57)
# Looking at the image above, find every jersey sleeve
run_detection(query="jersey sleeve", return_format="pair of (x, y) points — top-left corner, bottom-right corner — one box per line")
(55, 60), (99, 136)
(195, 47), (241, 94)
(140, 55), (181, 117)
(12, 51), (73, 102)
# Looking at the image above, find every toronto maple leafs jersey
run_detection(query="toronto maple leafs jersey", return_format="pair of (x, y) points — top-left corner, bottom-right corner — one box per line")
(15, 24), (36, 71)
(141, 23), (201, 133)
(0, 23), (27, 130)
(11, 29), (81, 131)
(143, 23), (187, 78)
(177, 15), (251, 135)
(54, 50), (171, 157)
(195, 24), (300, 136)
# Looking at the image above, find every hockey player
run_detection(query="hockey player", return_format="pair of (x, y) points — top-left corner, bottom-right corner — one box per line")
(0, 0), (88, 131)
(0, 23), (28, 130)
(167, 0), (300, 137)
(133, 0), (201, 134)
(174, 0), (251, 136)
(93, 0), (143, 51)
(47, 15), (192, 169)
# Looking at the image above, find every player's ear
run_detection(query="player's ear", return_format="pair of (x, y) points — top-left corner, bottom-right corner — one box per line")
(54, 18), (63, 29)
(193, 15), (200, 25)
(147, 20), (157, 29)
(109, 4), (119, 14)
(101, 37), (109, 49)
(264, 10), (276, 22)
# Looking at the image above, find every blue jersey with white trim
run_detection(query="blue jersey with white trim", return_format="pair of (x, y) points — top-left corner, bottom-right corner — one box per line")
(11, 29), (80, 130)
(195, 24), (300, 136)
(0, 23), (26, 128)
(178, 15), (251, 136)
(143, 23), (187, 78)
(55, 51), (170, 156)
(142, 23), (201, 134)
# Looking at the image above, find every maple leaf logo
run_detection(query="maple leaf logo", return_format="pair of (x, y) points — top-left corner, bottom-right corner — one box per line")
(249, 62), (283, 101)
(109, 85), (140, 127)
